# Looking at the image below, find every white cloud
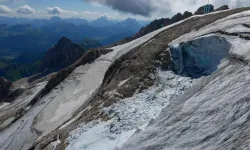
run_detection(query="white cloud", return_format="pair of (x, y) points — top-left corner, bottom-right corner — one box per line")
(83, 0), (154, 16)
(0, 5), (11, 13)
(46, 7), (64, 15)
(16, 5), (35, 14)
(153, 0), (250, 16)
(83, 0), (250, 19)
(210, 0), (250, 8)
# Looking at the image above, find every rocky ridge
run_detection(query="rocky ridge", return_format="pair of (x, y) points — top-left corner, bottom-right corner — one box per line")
(113, 5), (229, 47)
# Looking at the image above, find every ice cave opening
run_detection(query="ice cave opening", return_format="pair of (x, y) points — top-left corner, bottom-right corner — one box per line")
(170, 36), (231, 78)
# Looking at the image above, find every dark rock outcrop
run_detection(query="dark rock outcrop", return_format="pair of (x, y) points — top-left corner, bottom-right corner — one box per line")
(194, 4), (214, 15)
(111, 11), (193, 46)
(0, 77), (25, 103)
(214, 5), (230, 12)
(134, 11), (193, 40)
(195, 4), (228, 15)
(183, 11), (193, 18)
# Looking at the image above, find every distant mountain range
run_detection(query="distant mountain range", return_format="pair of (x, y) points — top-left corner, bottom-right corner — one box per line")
(0, 16), (144, 50)
(89, 16), (115, 27)
(0, 16), (146, 81)
(0, 5), (230, 82)
(0, 37), (101, 81)
(0, 16), (149, 27)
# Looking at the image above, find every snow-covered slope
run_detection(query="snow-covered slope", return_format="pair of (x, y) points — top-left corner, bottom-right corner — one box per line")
(0, 80), (47, 150)
(121, 10), (250, 150)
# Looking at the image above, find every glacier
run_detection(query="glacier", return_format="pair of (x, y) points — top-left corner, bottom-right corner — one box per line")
(121, 10), (250, 150)
(1, 7), (250, 150)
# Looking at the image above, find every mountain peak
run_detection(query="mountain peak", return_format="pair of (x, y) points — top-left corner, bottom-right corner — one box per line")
(98, 16), (108, 20)
(38, 37), (86, 73)
(90, 16), (114, 27)
(57, 37), (72, 46)
(120, 18), (139, 25)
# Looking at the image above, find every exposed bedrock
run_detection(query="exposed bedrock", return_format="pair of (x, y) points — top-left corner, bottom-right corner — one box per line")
(0, 77), (24, 103)
(170, 36), (231, 78)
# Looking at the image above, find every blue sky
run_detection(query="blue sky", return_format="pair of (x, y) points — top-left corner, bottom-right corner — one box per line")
(0, 0), (250, 21)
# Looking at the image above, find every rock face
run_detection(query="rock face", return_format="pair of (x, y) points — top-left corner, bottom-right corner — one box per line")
(0, 77), (24, 103)
(37, 37), (86, 73)
(0, 77), (12, 102)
